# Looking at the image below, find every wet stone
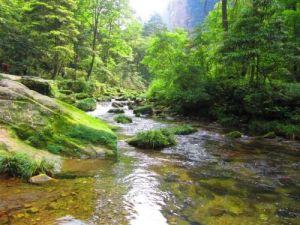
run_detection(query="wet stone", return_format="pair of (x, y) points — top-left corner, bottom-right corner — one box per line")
(277, 208), (300, 218)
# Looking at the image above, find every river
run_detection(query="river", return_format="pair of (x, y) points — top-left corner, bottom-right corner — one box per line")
(0, 100), (299, 225)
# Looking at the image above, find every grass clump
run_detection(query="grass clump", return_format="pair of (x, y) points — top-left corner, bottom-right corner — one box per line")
(0, 151), (55, 179)
(128, 129), (176, 150)
(66, 124), (117, 151)
(75, 98), (97, 112)
(170, 125), (198, 135)
(114, 115), (133, 124)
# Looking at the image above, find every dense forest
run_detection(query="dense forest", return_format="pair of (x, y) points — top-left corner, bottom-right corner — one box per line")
(1, 0), (299, 139)
(0, 0), (300, 224)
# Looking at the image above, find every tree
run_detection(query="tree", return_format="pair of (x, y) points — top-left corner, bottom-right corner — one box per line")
(25, 0), (79, 78)
(222, 0), (228, 31)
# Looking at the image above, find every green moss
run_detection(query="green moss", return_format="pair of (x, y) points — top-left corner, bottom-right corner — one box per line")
(128, 129), (176, 150)
(75, 98), (97, 112)
(226, 131), (243, 138)
(0, 151), (55, 179)
(47, 144), (64, 154)
(171, 125), (198, 135)
(133, 105), (153, 116)
(114, 115), (133, 124)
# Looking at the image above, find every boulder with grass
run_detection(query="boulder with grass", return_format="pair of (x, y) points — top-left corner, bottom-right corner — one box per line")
(133, 105), (153, 116)
(170, 125), (198, 135)
(128, 129), (176, 150)
(114, 115), (133, 124)
(0, 77), (117, 159)
(226, 131), (243, 139)
(75, 98), (97, 112)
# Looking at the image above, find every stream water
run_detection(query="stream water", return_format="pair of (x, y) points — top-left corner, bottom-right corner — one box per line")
(0, 100), (300, 225)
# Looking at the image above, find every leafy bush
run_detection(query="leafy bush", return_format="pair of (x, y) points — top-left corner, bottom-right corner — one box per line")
(128, 129), (176, 150)
(75, 98), (97, 112)
(170, 125), (198, 135)
(114, 115), (133, 124)
(0, 151), (55, 179)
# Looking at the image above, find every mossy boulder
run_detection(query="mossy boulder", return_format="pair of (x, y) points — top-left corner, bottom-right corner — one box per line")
(226, 131), (243, 139)
(75, 98), (97, 112)
(128, 129), (176, 150)
(263, 132), (276, 139)
(170, 125), (198, 135)
(114, 115), (133, 124)
(20, 77), (52, 96)
(133, 105), (153, 116)
(0, 78), (117, 158)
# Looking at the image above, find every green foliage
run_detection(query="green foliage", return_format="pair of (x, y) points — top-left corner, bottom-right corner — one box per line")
(114, 115), (133, 124)
(170, 125), (198, 135)
(66, 125), (117, 151)
(75, 98), (97, 112)
(0, 151), (55, 179)
(128, 129), (176, 150)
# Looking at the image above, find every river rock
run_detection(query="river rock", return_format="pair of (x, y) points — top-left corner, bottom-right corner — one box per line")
(108, 108), (124, 114)
(226, 131), (242, 139)
(29, 174), (54, 184)
(112, 102), (124, 108)
(263, 132), (276, 139)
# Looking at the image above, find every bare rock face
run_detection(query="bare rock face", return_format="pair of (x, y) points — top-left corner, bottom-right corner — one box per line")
(164, 0), (219, 31)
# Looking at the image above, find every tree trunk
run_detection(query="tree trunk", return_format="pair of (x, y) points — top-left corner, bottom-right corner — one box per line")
(87, 3), (100, 80)
(222, 0), (228, 32)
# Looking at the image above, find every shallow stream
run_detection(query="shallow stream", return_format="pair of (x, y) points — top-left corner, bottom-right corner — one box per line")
(0, 101), (299, 225)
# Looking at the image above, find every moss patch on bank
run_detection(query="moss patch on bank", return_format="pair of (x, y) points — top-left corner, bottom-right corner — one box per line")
(0, 78), (117, 158)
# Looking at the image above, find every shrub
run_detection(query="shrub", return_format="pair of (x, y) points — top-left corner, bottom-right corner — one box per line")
(114, 115), (133, 124)
(170, 125), (198, 135)
(75, 98), (97, 112)
(0, 151), (55, 179)
(128, 129), (176, 150)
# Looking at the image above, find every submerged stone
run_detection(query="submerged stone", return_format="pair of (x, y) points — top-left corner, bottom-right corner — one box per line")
(29, 174), (54, 184)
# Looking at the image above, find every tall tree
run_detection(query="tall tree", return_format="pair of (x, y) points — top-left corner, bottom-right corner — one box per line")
(222, 0), (228, 32)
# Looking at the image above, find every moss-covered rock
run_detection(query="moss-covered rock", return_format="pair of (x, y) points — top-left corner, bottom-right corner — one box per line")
(75, 98), (97, 112)
(226, 131), (243, 139)
(128, 129), (176, 150)
(0, 78), (117, 158)
(133, 105), (153, 116)
(114, 115), (133, 124)
(20, 77), (53, 96)
(263, 132), (276, 139)
(171, 125), (198, 135)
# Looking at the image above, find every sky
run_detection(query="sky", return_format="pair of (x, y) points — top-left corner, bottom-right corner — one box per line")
(130, 0), (170, 21)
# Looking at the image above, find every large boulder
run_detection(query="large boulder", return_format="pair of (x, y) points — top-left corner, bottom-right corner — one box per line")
(0, 77), (117, 158)
(20, 77), (53, 96)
